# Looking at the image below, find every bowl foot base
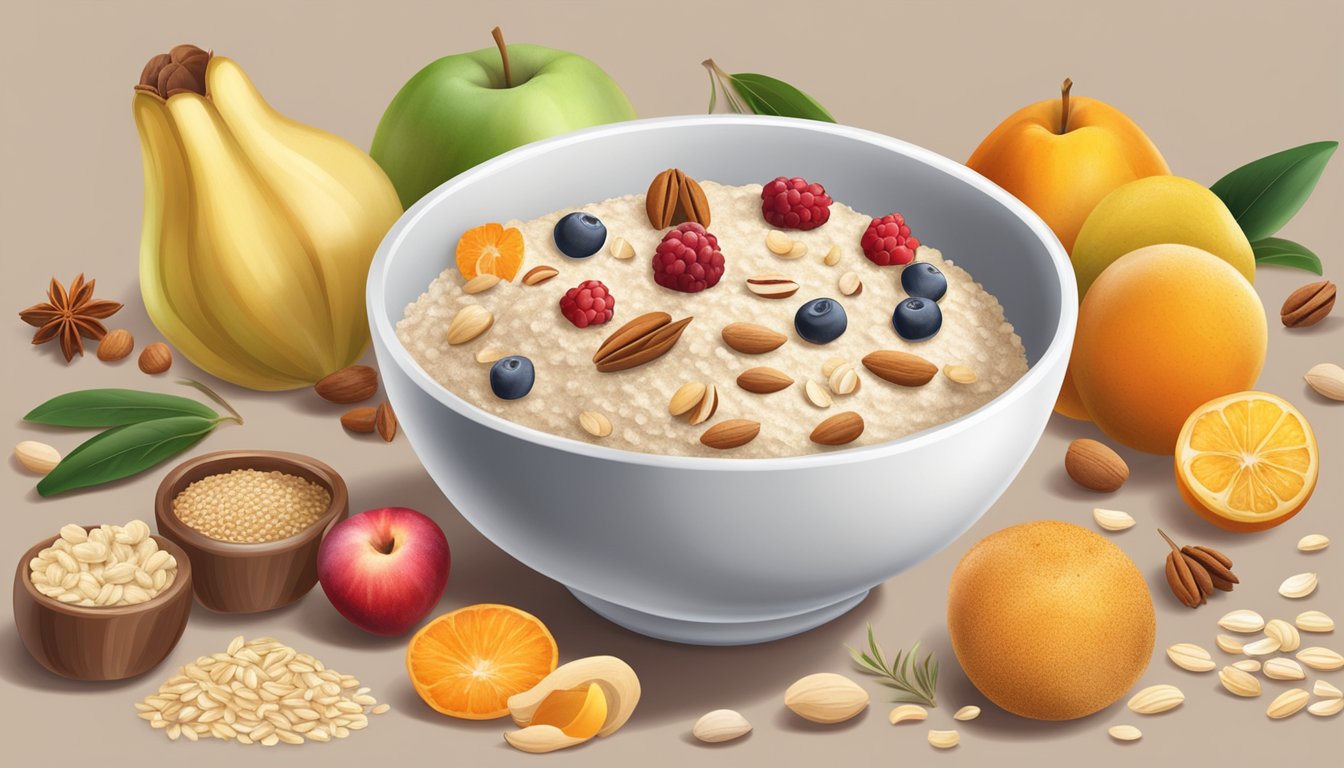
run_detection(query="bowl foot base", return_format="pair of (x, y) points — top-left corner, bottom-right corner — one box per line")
(567, 588), (870, 646)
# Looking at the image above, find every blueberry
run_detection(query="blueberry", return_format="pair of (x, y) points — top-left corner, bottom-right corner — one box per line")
(794, 298), (848, 344)
(489, 356), (535, 400)
(901, 262), (947, 301)
(553, 212), (607, 258)
(892, 298), (942, 341)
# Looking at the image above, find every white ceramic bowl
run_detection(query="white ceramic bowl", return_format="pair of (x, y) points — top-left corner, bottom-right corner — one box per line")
(368, 116), (1075, 645)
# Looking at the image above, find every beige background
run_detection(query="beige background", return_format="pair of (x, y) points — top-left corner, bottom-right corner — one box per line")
(2, 0), (1340, 763)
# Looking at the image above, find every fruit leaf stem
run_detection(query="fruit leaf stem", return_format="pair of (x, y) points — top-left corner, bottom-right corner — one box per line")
(491, 26), (513, 89)
(1059, 77), (1073, 134)
(177, 378), (243, 425)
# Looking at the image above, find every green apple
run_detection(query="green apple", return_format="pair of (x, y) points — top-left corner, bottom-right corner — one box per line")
(371, 29), (637, 208)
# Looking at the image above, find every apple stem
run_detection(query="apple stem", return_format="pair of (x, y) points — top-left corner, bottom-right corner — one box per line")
(1059, 77), (1073, 134)
(491, 26), (513, 89)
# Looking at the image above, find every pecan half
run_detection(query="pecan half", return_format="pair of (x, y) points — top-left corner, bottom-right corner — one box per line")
(646, 169), (711, 229)
(1280, 280), (1335, 328)
(593, 311), (693, 372)
(1159, 529), (1237, 608)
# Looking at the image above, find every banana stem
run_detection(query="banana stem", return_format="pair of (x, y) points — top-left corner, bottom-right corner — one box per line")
(491, 26), (513, 88)
(1058, 77), (1073, 134)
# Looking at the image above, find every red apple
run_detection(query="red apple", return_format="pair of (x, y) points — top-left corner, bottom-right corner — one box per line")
(317, 507), (450, 636)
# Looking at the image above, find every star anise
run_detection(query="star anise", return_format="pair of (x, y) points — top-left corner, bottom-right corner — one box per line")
(18, 274), (122, 362)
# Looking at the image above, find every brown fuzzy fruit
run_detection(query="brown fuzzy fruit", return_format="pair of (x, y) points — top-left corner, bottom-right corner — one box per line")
(947, 520), (1155, 720)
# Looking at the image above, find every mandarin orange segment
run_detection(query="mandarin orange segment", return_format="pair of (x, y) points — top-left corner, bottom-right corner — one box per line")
(530, 683), (608, 739)
(456, 223), (525, 282)
(1175, 391), (1318, 531)
(407, 603), (558, 720)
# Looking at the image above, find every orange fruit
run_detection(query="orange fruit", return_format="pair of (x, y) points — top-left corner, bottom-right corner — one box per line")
(456, 222), (525, 281)
(1071, 244), (1266, 454)
(530, 682), (608, 738)
(948, 521), (1154, 720)
(1175, 391), (1318, 532)
(406, 603), (558, 720)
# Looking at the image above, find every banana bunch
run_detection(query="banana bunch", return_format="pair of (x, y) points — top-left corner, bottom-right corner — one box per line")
(133, 45), (402, 390)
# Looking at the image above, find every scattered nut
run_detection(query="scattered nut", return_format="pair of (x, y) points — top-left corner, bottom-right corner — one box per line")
(784, 241), (808, 259)
(700, 420), (760, 450)
(1297, 646), (1344, 671)
(1278, 572), (1318, 599)
(1065, 438), (1129, 492)
(315, 364), (379, 403)
(784, 673), (868, 724)
(824, 245), (841, 266)
(927, 729), (959, 749)
(862, 350), (937, 387)
(1219, 609), (1265, 633)
(609, 236), (635, 260)
(1262, 658), (1305, 681)
(1297, 533), (1330, 552)
(1266, 688), (1309, 719)
(1308, 698), (1344, 717)
(579, 410), (612, 438)
(1166, 643), (1215, 672)
(1243, 637), (1281, 657)
(888, 704), (927, 725)
(804, 379), (833, 409)
(463, 273), (501, 294)
(1265, 618), (1301, 652)
(646, 168), (710, 229)
(1216, 634), (1245, 654)
(1108, 725), (1142, 742)
(475, 346), (508, 364)
(722, 322), (788, 353)
(1314, 680), (1342, 698)
(943, 364), (977, 384)
(838, 271), (862, 296)
(810, 412), (864, 446)
(138, 342), (173, 374)
(688, 385), (719, 426)
(1304, 363), (1344, 401)
(1296, 610), (1334, 632)
(953, 705), (980, 721)
(1127, 684), (1184, 714)
(522, 265), (559, 285)
(15, 440), (61, 474)
(745, 273), (800, 300)
(339, 407), (377, 434)
(507, 655), (640, 739)
(1219, 665), (1262, 697)
(1093, 508), (1135, 532)
(691, 709), (751, 743)
(765, 230), (794, 256)
(374, 401), (397, 442)
(503, 725), (586, 754)
(1280, 279), (1335, 327)
(822, 357), (847, 378)
(669, 382), (709, 417)
(828, 363), (860, 396)
(1232, 659), (1261, 673)
(96, 328), (134, 361)
(737, 367), (794, 394)
(446, 304), (494, 345)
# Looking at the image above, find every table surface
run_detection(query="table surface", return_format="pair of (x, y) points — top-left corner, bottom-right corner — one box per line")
(2, 0), (1340, 764)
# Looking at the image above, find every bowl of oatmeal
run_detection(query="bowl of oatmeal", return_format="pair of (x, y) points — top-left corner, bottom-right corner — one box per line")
(369, 115), (1076, 645)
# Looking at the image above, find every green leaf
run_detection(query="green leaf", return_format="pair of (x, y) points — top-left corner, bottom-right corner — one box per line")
(36, 416), (220, 496)
(1252, 237), (1324, 274)
(728, 72), (836, 122)
(1210, 141), (1337, 241)
(25, 389), (218, 428)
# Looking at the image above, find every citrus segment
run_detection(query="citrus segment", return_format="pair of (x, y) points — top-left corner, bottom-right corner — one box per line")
(529, 683), (608, 739)
(456, 222), (525, 282)
(406, 603), (558, 720)
(1176, 392), (1318, 532)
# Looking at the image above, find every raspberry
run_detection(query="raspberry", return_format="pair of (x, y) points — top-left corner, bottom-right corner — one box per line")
(761, 176), (832, 230)
(559, 279), (614, 328)
(652, 222), (725, 293)
(861, 213), (920, 266)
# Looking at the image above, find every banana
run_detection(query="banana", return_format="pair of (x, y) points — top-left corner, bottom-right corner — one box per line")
(133, 45), (402, 390)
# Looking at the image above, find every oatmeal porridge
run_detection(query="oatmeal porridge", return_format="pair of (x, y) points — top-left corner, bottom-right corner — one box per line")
(396, 174), (1027, 458)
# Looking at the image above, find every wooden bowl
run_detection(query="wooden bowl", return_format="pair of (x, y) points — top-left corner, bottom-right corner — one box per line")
(12, 528), (193, 681)
(154, 450), (348, 614)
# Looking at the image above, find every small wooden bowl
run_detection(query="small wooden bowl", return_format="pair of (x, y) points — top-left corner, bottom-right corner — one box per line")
(154, 450), (348, 614)
(13, 528), (193, 681)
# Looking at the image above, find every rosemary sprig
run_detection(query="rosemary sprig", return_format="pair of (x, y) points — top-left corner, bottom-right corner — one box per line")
(847, 624), (938, 707)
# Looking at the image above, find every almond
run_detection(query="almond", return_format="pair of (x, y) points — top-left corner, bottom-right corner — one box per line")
(578, 410), (612, 438)
(1126, 684), (1184, 714)
(14, 441), (61, 474)
(1166, 643), (1215, 672)
(475, 346), (508, 364)
(375, 401), (397, 442)
(888, 705), (927, 725)
(138, 342), (173, 375)
(824, 245), (841, 266)
(1232, 659), (1261, 673)
(1265, 618), (1301, 652)
(1308, 698), (1343, 717)
(784, 242), (808, 259)
(339, 407), (378, 434)
(1266, 688), (1309, 719)
(811, 411), (864, 446)
(1278, 572), (1317, 598)
(593, 312), (692, 372)
(953, 706), (980, 721)
(669, 381), (708, 416)
(1296, 533), (1330, 552)
(1296, 610), (1334, 632)
(783, 673), (868, 724)
(609, 237), (635, 260)
(1314, 680), (1342, 698)
(688, 384), (719, 426)
(1108, 725), (1142, 741)
(804, 379), (832, 409)
(1262, 658), (1305, 681)
(862, 350), (937, 387)
(1093, 508), (1135, 532)
(1242, 637), (1281, 656)
(943, 364), (977, 384)
(522, 265), (559, 286)
(315, 364), (379, 403)
(745, 273), (800, 299)
(927, 730), (959, 749)
(828, 364), (860, 396)
(737, 367), (794, 394)
(838, 271), (862, 296)
(1064, 438), (1129, 492)
(96, 329), (134, 361)
(1218, 666), (1261, 697)
(463, 273), (501, 294)
(765, 230), (794, 256)
(447, 304), (494, 344)
(1304, 362), (1344, 401)
(1219, 609), (1265, 633)
(1279, 279), (1335, 327)
(721, 322), (787, 354)
(1216, 634), (1245, 654)
(1297, 646), (1344, 671)
(700, 419), (760, 450)
(691, 709), (751, 743)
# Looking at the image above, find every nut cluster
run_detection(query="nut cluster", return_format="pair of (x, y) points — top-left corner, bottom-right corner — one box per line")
(28, 521), (178, 607)
(173, 469), (330, 544)
(136, 635), (389, 745)
(1159, 529), (1238, 608)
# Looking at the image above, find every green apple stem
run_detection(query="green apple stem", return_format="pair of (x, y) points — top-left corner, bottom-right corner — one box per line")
(491, 26), (513, 88)
(1059, 77), (1073, 134)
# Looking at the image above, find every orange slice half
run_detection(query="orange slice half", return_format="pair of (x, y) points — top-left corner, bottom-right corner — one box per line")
(1175, 391), (1318, 532)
